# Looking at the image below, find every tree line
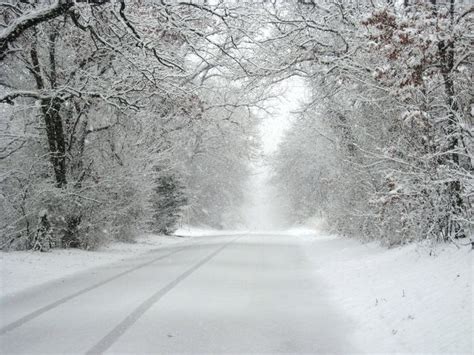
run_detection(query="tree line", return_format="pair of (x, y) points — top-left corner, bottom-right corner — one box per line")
(271, 0), (472, 245)
(0, 0), (261, 250)
(0, 0), (472, 250)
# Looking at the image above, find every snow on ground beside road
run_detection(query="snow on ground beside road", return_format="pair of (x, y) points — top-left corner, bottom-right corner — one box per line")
(1, 225), (471, 353)
(301, 232), (473, 354)
(0, 234), (185, 298)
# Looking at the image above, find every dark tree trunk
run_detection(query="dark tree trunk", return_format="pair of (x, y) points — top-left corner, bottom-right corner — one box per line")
(30, 29), (68, 188)
(41, 97), (68, 187)
(435, 0), (465, 238)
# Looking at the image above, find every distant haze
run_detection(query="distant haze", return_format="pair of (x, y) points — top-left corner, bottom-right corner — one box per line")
(241, 77), (308, 231)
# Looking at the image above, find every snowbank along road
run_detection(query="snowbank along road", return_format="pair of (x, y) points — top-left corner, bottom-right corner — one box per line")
(0, 233), (355, 354)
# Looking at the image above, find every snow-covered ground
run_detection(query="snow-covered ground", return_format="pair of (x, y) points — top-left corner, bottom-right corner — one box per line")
(1, 227), (471, 353)
(0, 228), (243, 299)
(0, 234), (186, 298)
(301, 232), (473, 354)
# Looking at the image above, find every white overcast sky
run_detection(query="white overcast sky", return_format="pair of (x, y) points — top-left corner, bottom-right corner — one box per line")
(260, 77), (309, 155)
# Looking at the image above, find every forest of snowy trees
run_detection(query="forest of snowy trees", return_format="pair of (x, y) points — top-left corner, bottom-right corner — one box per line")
(271, 0), (473, 245)
(0, 0), (262, 250)
(0, 0), (472, 250)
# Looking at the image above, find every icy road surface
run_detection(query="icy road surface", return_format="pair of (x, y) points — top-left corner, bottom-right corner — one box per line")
(0, 233), (354, 354)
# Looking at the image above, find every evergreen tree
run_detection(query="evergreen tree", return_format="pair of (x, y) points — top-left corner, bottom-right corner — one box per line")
(150, 171), (187, 235)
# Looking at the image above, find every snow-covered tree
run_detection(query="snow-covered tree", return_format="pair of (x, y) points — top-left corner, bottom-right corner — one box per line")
(0, 1), (263, 249)
(270, 0), (473, 245)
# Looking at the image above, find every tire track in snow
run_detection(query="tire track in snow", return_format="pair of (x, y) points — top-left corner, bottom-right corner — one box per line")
(86, 236), (240, 355)
(0, 246), (189, 335)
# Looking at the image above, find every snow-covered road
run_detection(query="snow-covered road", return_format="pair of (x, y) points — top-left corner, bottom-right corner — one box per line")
(0, 233), (354, 354)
